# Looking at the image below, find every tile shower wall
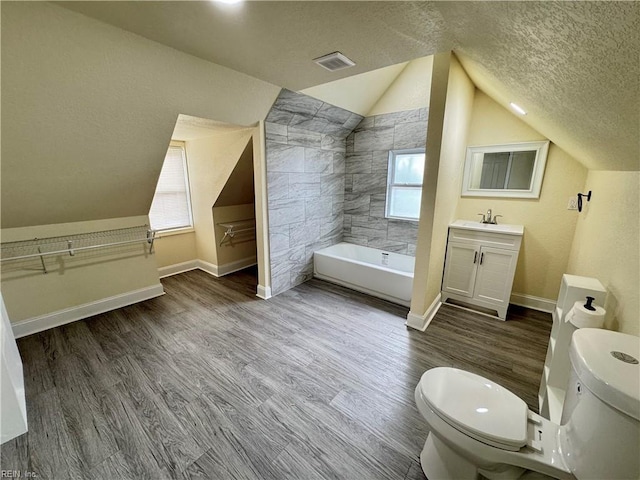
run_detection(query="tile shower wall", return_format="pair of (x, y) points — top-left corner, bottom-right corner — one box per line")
(266, 89), (363, 296)
(343, 108), (428, 256)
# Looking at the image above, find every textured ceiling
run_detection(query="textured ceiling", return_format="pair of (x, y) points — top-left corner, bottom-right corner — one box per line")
(440, 2), (640, 171)
(56, 1), (640, 171)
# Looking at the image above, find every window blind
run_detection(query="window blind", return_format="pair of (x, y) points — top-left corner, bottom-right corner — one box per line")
(149, 145), (193, 231)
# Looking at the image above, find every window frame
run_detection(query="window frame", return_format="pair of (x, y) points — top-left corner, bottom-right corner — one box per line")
(385, 148), (425, 222)
(461, 141), (549, 198)
(149, 141), (194, 233)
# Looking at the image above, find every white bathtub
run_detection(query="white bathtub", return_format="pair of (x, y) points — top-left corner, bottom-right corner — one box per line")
(313, 242), (414, 307)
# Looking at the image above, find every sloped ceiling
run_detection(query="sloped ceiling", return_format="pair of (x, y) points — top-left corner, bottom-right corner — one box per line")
(440, 2), (640, 171)
(172, 114), (250, 141)
(57, 1), (639, 171)
(301, 56), (433, 117)
(300, 62), (409, 116)
(0, 2), (279, 229)
(214, 139), (255, 208)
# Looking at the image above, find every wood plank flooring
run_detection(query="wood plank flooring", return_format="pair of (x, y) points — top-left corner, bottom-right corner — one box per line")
(1, 268), (551, 479)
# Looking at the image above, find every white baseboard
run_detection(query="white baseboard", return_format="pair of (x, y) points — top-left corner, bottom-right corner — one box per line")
(11, 284), (165, 339)
(256, 284), (272, 300)
(510, 292), (556, 313)
(158, 260), (198, 278)
(196, 259), (219, 277)
(159, 257), (268, 300)
(217, 256), (257, 276)
(160, 257), (257, 279)
(406, 293), (442, 332)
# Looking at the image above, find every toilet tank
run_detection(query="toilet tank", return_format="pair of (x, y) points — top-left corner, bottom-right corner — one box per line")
(559, 328), (639, 480)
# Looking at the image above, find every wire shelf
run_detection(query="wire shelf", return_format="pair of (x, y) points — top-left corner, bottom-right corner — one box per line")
(216, 219), (256, 246)
(1, 225), (155, 273)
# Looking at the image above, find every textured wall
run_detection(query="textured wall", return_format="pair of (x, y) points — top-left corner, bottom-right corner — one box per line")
(343, 108), (427, 255)
(265, 90), (363, 296)
(456, 91), (587, 301)
(567, 171), (639, 336)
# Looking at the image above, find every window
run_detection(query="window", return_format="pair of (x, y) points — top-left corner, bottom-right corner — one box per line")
(149, 143), (193, 231)
(385, 148), (425, 221)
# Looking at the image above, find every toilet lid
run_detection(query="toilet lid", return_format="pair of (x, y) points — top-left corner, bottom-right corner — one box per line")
(419, 367), (528, 450)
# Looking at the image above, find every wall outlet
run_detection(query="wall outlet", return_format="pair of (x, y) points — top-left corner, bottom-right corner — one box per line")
(567, 196), (578, 210)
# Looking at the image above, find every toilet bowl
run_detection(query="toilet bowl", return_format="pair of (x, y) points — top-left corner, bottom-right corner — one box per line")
(414, 329), (640, 480)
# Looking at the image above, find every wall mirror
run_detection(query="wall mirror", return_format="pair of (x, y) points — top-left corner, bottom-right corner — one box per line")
(461, 141), (549, 198)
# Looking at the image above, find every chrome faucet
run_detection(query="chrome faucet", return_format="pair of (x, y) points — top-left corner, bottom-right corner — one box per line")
(478, 209), (502, 224)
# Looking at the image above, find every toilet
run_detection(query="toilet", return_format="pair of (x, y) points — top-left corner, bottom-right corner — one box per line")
(414, 328), (639, 480)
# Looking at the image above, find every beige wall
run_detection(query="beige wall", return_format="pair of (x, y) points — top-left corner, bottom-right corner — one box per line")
(214, 139), (255, 208)
(566, 172), (640, 336)
(1, 2), (279, 229)
(213, 204), (257, 267)
(456, 92), (588, 300)
(1, 217), (160, 323)
(368, 56), (434, 116)
(153, 231), (197, 269)
(410, 54), (475, 320)
(300, 55), (433, 118)
(154, 129), (267, 288)
(1, 2), (278, 324)
(185, 130), (254, 266)
(300, 62), (408, 116)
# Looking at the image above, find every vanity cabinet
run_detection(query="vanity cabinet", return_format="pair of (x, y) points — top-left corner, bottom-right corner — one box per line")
(441, 221), (523, 319)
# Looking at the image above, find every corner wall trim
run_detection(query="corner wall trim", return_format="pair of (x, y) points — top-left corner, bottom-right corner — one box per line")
(256, 284), (272, 300)
(196, 260), (219, 277)
(11, 284), (165, 339)
(406, 293), (442, 332)
(158, 260), (199, 278)
(216, 256), (257, 277)
(510, 292), (556, 313)
(159, 257), (257, 279)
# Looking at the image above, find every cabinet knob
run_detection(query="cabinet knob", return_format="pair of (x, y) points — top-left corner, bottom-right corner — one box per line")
(473, 251), (478, 263)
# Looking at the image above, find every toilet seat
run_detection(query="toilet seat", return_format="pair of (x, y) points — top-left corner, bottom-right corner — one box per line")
(418, 367), (528, 452)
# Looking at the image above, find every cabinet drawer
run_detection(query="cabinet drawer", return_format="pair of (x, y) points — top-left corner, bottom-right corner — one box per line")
(449, 227), (522, 251)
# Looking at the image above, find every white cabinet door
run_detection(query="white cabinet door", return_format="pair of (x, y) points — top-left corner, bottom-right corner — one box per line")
(473, 246), (519, 307)
(442, 242), (479, 298)
(442, 226), (522, 320)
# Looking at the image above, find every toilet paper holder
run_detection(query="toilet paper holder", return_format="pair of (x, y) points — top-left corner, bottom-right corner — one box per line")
(565, 295), (605, 329)
(583, 296), (596, 311)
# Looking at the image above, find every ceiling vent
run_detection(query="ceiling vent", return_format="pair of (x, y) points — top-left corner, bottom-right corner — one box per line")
(313, 52), (356, 72)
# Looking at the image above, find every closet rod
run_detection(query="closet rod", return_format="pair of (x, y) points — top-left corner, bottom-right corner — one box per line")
(1, 233), (155, 263)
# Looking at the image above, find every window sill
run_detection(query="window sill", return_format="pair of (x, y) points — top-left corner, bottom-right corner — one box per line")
(154, 227), (195, 238)
(386, 216), (420, 223)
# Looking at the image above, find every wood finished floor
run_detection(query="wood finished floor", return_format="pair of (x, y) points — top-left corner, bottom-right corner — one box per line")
(1, 268), (551, 479)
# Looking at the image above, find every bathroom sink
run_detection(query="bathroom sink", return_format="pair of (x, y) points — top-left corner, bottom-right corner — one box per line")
(451, 220), (524, 236)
